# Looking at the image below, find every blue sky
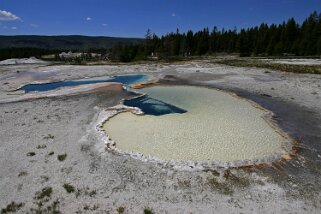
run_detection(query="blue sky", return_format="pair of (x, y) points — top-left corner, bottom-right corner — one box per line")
(0, 0), (320, 38)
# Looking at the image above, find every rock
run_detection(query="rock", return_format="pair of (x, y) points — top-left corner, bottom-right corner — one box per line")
(261, 93), (272, 97)
(245, 194), (252, 199)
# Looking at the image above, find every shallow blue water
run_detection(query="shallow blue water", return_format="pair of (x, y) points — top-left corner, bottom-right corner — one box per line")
(21, 74), (147, 93)
(124, 95), (187, 116)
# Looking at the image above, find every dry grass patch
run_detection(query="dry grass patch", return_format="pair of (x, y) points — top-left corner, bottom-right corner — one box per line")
(216, 59), (321, 74)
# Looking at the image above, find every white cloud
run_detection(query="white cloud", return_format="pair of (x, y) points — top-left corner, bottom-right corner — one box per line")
(0, 10), (20, 21)
(11, 26), (17, 30)
(30, 23), (39, 27)
(102, 23), (107, 27)
(86, 17), (92, 21)
(171, 12), (176, 17)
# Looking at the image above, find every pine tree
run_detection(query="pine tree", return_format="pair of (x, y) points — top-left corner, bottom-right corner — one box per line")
(144, 28), (153, 56)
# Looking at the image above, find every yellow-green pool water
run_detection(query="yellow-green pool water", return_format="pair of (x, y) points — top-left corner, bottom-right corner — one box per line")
(103, 86), (288, 162)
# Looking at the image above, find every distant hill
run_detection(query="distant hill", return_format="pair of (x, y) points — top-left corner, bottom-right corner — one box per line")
(0, 35), (143, 50)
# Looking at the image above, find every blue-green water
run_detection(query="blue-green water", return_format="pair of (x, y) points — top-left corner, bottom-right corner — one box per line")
(124, 95), (187, 116)
(21, 74), (147, 93)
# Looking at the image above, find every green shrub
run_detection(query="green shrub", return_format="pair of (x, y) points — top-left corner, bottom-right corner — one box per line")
(116, 206), (125, 213)
(1, 201), (24, 213)
(57, 154), (67, 161)
(36, 144), (47, 149)
(18, 171), (28, 177)
(35, 187), (52, 200)
(89, 190), (96, 197)
(144, 208), (154, 214)
(63, 183), (75, 193)
(43, 134), (55, 139)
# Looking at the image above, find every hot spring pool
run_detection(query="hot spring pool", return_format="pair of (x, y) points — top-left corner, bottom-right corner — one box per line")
(20, 74), (147, 93)
(103, 86), (290, 163)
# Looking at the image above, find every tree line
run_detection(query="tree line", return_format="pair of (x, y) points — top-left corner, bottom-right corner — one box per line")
(0, 47), (108, 61)
(0, 47), (61, 61)
(110, 11), (321, 61)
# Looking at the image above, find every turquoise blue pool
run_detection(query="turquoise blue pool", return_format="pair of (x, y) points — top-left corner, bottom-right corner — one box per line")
(21, 74), (147, 93)
(124, 95), (187, 116)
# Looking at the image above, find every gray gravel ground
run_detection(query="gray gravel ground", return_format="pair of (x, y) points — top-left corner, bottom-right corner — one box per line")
(0, 61), (321, 213)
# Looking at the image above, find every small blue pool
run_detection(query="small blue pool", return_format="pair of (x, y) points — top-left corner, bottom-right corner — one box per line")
(124, 95), (187, 116)
(21, 74), (147, 93)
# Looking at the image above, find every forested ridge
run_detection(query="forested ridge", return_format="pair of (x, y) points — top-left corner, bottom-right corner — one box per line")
(0, 35), (141, 60)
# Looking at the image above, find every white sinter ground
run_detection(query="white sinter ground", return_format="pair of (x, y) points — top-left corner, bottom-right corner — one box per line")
(103, 86), (288, 162)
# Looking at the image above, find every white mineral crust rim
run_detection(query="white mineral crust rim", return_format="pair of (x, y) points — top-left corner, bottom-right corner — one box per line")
(96, 86), (294, 170)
